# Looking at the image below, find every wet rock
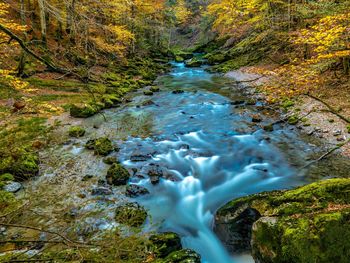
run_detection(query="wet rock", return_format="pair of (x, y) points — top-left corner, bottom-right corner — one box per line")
(130, 154), (152, 162)
(251, 114), (262, 123)
(159, 249), (201, 263)
(82, 174), (94, 181)
(263, 124), (274, 132)
(185, 58), (203, 67)
(91, 186), (112, 196)
(150, 232), (182, 257)
(68, 126), (86, 138)
(103, 156), (118, 165)
(141, 100), (155, 106)
(115, 202), (147, 227)
(231, 100), (245, 105)
(172, 89), (184, 94)
(3, 182), (22, 193)
(85, 137), (114, 156)
(106, 164), (131, 186)
(125, 184), (150, 197)
(246, 98), (257, 105)
(337, 137), (345, 142)
(144, 90), (154, 96)
(333, 130), (342, 136)
(150, 86), (161, 92)
(215, 208), (261, 253)
(147, 165), (164, 185)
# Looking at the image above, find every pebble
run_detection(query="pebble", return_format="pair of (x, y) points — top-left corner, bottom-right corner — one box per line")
(91, 187), (112, 196)
(333, 130), (342, 136)
(4, 182), (22, 193)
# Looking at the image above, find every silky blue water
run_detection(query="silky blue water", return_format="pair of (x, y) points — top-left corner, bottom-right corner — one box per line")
(117, 63), (304, 263)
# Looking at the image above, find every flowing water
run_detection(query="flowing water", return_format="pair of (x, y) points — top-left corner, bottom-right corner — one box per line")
(114, 63), (309, 262)
(26, 62), (328, 262)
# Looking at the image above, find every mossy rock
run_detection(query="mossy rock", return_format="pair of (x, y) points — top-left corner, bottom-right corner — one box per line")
(288, 115), (299, 125)
(70, 104), (99, 118)
(0, 173), (14, 188)
(173, 51), (193, 60)
(11, 152), (39, 181)
(85, 137), (114, 156)
(101, 94), (122, 108)
(106, 163), (130, 186)
(155, 249), (201, 263)
(185, 58), (203, 68)
(115, 202), (147, 227)
(175, 56), (185, 62)
(150, 232), (182, 258)
(144, 91), (154, 96)
(207, 52), (228, 65)
(150, 86), (160, 92)
(103, 156), (118, 165)
(68, 126), (85, 138)
(216, 179), (350, 263)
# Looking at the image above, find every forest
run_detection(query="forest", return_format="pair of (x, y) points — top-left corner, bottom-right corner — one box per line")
(0, 0), (349, 262)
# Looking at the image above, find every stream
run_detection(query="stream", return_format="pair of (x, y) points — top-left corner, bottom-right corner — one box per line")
(25, 62), (335, 262)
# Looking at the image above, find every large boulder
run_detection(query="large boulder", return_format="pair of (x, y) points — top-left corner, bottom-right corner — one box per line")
(215, 178), (350, 263)
(106, 163), (130, 186)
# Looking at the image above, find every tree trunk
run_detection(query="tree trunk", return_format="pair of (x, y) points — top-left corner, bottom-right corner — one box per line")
(38, 0), (47, 44)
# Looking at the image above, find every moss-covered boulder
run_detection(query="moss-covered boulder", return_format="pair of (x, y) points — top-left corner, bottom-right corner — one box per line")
(150, 86), (160, 92)
(85, 137), (114, 156)
(150, 232), (182, 258)
(103, 156), (118, 165)
(175, 56), (185, 62)
(144, 91), (154, 96)
(11, 152), (39, 180)
(154, 249), (201, 263)
(70, 103), (99, 118)
(185, 58), (203, 68)
(215, 179), (350, 263)
(106, 163), (130, 186)
(206, 52), (228, 65)
(115, 202), (147, 227)
(68, 126), (86, 138)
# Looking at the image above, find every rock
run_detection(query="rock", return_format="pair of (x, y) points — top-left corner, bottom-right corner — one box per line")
(13, 100), (26, 111)
(215, 208), (261, 253)
(231, 100), (245, 105)
(185, 58), (203, 67)
(150, 232), (182, 257)
(251, 114), (262, 123)
(85, 137), (114, 156)
(246, 98), (257, 105)
(157, 249), (201, 263)
(101, 94), (121, 108)
(68, 126), (86, 138)
(82, 174), (94, 181)
(106, 163), (130, 186)
(141, 100), (155, 106)
(70, 104), (99, 118)
(3, 182), (22, 193)
(130, 154), (152, 162)
(263, 124), (274, 132)
(103, 156), (118, 165)
(125, 184), (150, 197)
(91, 186), (112, 196)
(216, 179), (350, 263)
(288, 115), (299, 125)
(115, 202), (147, 227)
(144, 91), (154, 96)
(150, 86), (160, 92)
(10, 152), (39, 180)
(147, 165), (164, 185)
(337, 137), (345, 142)
(333, 130), (342, 136)
(175, 56), (185, 62)
(172, 90), (184, 94)
(207, 52), (227, 65)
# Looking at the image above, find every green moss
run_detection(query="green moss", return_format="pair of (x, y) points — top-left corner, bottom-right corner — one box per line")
(185, 58), (203, 67)
(281, 99), (295, 109)
(144, 91), (154, 96)
(150, 232), (182, 258)
(219, 179), (350, 263)
(150, 86), (160, 92)
(175, 56), (185, 62)
(347, 125), (350, 133)
(93, 137), (114, 156)
(115, 202), (147, 227)
(287, 115), (299, 125)
(106, 163), (130, 186)
(68, 126), (86, 138)
(70, 103), (99, 118)
(155, 249), (201, 263)
(206, 52), (227, 65)
(101, 94), (122, 108)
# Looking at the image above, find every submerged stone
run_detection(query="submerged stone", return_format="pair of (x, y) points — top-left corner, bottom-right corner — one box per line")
(106, 163), (130, 186)
(125, 184), (150, 197)
(115, 202), (147, 227)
